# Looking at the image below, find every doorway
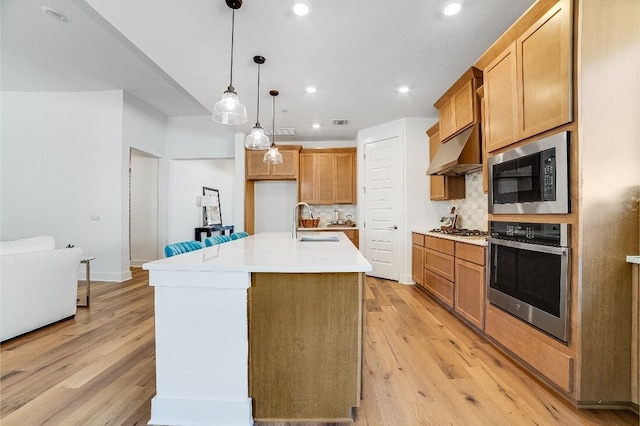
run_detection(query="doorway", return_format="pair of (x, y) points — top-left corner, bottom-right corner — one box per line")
(129, 148), (160, 266)
(363, 136), (401, 281)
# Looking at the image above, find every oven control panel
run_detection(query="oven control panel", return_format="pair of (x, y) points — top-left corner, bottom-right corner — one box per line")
(490, 221), (569, 247)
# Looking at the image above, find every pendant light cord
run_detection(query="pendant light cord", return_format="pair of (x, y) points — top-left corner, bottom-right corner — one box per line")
(271, 94), (276, 147)
(229, 9), (236, 89)
(255, 63), (261, 125)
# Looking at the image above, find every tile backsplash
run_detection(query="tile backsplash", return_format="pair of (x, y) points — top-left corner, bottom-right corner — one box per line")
(449, 170), (488, 231)
(304, 204), (358, 227)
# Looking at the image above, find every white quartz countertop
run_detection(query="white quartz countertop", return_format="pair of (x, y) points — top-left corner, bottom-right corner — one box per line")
(413, 229), (488, 247)
(143, 232), (372, 273)
(298, 226), (358, 231)
(627, 256), (640, 264)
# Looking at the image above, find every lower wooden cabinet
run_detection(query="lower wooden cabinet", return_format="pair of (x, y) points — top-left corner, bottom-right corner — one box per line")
(342, 229), (359, 248)
(454, 258), (485, 329)
(413, 233), (486, 330)
(411, 233), (425, 285)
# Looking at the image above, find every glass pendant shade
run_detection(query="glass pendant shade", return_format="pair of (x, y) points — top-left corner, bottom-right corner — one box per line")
(212, 6), (247, 126)
(245, 56), (269, 149)
(245, 125), (270, 150)
(213, 88), (247, 125)
(263, 144), (283, 164)
(264, 89), (283, 164)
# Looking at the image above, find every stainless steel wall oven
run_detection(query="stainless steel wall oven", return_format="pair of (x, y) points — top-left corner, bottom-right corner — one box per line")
(487, 221), (571, 342)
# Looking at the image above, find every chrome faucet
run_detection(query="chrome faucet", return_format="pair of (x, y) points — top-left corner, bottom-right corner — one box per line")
(293, 202), (312, 239)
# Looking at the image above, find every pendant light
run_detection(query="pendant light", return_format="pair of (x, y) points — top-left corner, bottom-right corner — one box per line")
(263, 90), (283, 164)
(244, 56), (270, 150)
(212, 0), (248, 125)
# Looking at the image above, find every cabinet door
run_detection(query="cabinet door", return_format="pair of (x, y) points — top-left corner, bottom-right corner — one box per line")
(517, 0), (572, 139)
(299, 153), (315, 203)
(438, 100), (455, 141)
(453, 79), (475, 132)
(484, 43), (519, 152)
(335, 152), (355, 204)
(246, 150), (271, 179)
(429, 128), (446, 200)
(271, 150), (298, 178)
(315, 154), (336, 204)
(412, 244), (424, 285)
(455, 258), (485, 330)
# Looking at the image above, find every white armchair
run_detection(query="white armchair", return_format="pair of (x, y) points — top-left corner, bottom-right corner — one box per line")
(1, 236), (83, 341)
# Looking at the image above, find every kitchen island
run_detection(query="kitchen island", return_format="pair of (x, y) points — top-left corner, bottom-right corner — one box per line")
(143, 232), (371, 425)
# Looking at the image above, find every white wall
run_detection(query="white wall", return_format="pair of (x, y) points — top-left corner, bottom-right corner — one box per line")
(1, 91), (128, 281)
(168, 159), (235, 243)
(166, 115), (238, 241)
(254, 181), (298, 233)
(166, 116), (235, 159)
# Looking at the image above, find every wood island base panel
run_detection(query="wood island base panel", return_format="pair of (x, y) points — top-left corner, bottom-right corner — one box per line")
(249, 272), (363, 422)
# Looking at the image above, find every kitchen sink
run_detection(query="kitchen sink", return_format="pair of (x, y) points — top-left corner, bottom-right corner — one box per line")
(298, 235), (339, 242)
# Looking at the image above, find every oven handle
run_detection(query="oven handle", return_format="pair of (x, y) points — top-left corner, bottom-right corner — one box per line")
(488, 237), (570, 255)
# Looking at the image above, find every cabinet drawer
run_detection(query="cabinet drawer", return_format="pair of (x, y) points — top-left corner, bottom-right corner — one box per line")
(425, 236), (455, 256)
(486, 305), (573, 393)
(425, 248), (455, 282)
(424, 269), (454, 308)
(412, 233), (425, 247)
(456, 243), (486, 265)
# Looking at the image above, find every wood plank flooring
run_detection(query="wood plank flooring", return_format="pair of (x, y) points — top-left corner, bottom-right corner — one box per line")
(1, 269), (638, 425)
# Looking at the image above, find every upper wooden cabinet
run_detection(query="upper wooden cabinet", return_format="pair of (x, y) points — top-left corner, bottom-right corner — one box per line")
(246, 146), (300, 180)
(484, 44), (519, 152)
(434, 67), (483, 142)
(484, 0), (572, 152)
(299, 148), (356, 205)
(427, 123), (465, 201)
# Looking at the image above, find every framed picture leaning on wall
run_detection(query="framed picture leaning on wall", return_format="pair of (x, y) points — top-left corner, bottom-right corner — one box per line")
(201, 187), (222, 226)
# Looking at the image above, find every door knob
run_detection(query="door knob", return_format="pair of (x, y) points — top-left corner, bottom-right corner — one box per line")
(388, 226), (398, 230)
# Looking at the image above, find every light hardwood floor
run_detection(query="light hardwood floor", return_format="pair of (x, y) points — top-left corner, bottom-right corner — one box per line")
(1, 269), (637, 425)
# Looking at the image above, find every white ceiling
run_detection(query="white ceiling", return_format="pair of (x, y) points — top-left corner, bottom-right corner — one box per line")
(2, 0), (535, 141)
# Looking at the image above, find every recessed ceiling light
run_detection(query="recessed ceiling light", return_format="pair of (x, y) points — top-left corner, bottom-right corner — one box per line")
(306, 86), (317, 93)
(397, 86), (410, 93)
(292, 1), (310, 16)
(312, 123), (320, 129)
(41, 6), (67, 21)
(443, 2), (462, 16)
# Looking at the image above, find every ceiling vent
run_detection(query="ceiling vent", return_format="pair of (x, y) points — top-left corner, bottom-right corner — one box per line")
(265, 128), (297, 136)
(332, 119), (350, 126)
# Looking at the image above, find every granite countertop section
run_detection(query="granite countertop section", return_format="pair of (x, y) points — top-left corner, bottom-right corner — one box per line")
(413, 229), (488, 247)
(627, 256), (640, 264)
(143, 232), (372, 273)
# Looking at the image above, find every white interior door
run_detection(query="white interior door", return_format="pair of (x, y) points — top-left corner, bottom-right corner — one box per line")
(364, 137), (401, 281)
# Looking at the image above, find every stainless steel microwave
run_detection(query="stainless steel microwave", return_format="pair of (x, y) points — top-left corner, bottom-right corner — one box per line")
(488, 132), (570, 214)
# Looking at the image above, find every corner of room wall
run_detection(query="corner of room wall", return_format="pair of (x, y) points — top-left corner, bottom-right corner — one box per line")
(1, 90), (128, 281)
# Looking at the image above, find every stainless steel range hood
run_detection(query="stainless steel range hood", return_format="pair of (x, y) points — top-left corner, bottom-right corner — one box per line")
(426, 124), (482, 176)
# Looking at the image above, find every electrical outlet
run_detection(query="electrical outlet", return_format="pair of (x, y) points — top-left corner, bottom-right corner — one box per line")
(91, 214), (100, 221)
